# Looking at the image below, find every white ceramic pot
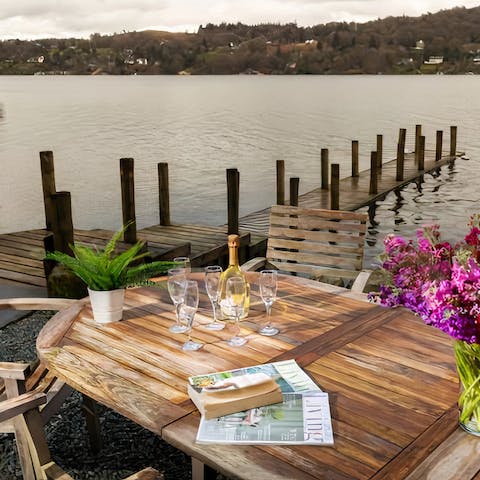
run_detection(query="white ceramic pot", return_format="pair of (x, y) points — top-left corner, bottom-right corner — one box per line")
(87, 288), (125, 323)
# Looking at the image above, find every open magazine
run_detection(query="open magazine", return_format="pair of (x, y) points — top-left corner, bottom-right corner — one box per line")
(191, 359), (334, 445)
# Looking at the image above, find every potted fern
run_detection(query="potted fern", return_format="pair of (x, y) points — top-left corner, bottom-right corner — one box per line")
(46, 225), (177, 323)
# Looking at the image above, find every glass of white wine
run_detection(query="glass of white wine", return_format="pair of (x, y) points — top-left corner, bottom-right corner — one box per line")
(167, 268), (188, 333)
(204, 265), (225, 330)
(178, 280), (203, 351)
(258, 270), (279, 336)
(225, 277), (247, 347)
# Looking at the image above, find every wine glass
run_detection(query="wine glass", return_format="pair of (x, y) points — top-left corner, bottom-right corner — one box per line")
(173, 257), (191, 276)
(167, 268), (188, 333)
(225, 277), (247, 347)
(258, 270), (279, 336)
(204, 265), (225, 331)
(178, 280), (203, 351)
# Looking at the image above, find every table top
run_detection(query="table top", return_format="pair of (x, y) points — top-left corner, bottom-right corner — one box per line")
(36, 273), (478, 480)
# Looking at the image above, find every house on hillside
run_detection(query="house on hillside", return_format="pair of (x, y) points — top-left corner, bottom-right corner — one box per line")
(424, 56), (443, 65)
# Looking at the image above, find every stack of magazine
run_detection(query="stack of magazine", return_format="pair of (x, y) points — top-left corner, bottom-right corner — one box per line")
(187, 359), (334, 445)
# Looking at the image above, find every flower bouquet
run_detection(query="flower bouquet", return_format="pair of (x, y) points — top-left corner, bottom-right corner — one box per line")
(373, 215), (480, 434)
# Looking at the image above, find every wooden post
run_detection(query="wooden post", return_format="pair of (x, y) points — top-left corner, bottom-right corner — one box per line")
(321, 148), (329, 190)
(120, 158), (137, 243)
(51, 191), (74, 256)
(436, 130), (443, 161)
(376, 135), (383, 171)
(40, 151), (57, 231)
(418, 136), (425, 171)
(227, 168), (239, 235)
(415, 124), (422, 156)
(450, 125), (457, 157)
(351, 141), (359, 177)
(157, 162), (171, 226)
(276, 160), (285, 205)
(289, 177), (299, 206)
(330, 164), (340, 210)
(369, 152), (378, 195)
(396, 128), (406, 181)
(396, 142), (404, 181)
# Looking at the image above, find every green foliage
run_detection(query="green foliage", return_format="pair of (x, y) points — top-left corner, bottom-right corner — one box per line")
(45, 225), (177, 291)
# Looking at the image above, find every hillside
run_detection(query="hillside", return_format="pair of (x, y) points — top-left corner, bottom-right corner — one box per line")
(1, 5), (480, 75)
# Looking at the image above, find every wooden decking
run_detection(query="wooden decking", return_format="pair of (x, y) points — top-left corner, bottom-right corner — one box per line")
(0, 226), (265, 288)
(240, 150), (459, 235)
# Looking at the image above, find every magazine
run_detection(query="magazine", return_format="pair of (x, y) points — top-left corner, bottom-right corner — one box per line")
(191, 359), (334, 445)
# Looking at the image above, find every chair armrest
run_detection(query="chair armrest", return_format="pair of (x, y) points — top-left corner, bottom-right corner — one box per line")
(124, 467), (164, 480)
(0, 391), (47, 423)
(0, 362), (31, 380)
(351, 269), (373, 293)
(0, 298), (77, 311)
(241, 257), (267, 272)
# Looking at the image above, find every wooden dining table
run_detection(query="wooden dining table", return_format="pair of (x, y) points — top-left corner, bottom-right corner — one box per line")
(36, 272), (480, 480)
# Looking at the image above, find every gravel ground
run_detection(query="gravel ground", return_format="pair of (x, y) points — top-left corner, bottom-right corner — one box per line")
(0, 312), (201, 480)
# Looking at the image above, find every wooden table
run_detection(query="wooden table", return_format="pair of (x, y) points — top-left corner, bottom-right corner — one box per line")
(37, 273), (480, 480)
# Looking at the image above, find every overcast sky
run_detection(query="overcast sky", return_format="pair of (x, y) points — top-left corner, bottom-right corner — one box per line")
(1, 1), (479, 40)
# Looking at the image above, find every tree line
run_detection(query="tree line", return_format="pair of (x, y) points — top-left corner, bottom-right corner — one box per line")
(1, 5), (479, 75)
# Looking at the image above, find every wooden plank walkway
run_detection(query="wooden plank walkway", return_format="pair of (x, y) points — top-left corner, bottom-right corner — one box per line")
(0, 225), (265, 288)
(240, 150), (459, 235)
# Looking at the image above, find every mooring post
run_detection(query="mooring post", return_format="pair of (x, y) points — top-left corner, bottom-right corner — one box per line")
(436, 130), (443, 161)
(376, 134), (383, 171)
(351, 141), (359, 177)
(321, 148), (329, 190)
(450, 125), (457, 157)
(369, 152), (378, 195)
(40, 151), (57, 231)
(396, 128), (406, 181)
(415, 124), (422, 159)
(276, 160), (285, 205)
(157, 162), (171, 226)
(51, 191), (74, 256)
(418, 136), (425, 171)
(120, 157), (137, 243)
(330, 164), (340, 210)
(227, 168), (239, 235)
(289, 177), (299, 207)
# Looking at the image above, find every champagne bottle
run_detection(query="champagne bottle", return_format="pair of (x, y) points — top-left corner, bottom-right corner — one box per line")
(219, 234), (250, 319)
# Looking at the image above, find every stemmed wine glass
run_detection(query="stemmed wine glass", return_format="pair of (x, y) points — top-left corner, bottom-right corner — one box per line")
(173, 257), (191, 276)
(225, 277), (247, 347)
(258, 270), (279, 336)
(178, 280), (203, 351)
(167, 268), (188, 333)
(204, 265), (225, 330)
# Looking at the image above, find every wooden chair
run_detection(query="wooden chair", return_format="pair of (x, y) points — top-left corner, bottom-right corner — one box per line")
(0, 391), (164, 480)
(0, 297), (102, 478)
(242, 205), (371, 292)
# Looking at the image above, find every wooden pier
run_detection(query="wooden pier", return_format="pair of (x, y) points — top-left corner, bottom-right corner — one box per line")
(240, 148), (460, 235)
(0, 124), (462, 290)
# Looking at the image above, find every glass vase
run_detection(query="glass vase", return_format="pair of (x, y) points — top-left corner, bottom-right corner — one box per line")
(454, 340), (480, 436)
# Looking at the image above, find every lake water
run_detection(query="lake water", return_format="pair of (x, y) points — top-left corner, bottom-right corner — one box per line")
(1, 75), (479, 266)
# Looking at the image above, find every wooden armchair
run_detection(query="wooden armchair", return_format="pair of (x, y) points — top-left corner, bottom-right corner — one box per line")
(0, 391), (164, 480)
(242, 205), (371, 293)
(0, 297), (102, 478)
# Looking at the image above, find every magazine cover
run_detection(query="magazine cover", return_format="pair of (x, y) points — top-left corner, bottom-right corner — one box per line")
(196, 391), (334, 445)
(191, 359), (334, 445)
(188, 359), (319, 394)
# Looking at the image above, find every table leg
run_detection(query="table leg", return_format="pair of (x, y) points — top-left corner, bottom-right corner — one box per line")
(191, 457), (217, 480)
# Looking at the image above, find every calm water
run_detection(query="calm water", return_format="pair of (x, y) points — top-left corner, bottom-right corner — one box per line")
(1, 75), (479, 266)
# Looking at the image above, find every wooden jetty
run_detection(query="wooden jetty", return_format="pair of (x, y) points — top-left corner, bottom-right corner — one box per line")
(240, 126), (462, 235)
(0, 124), (462, 289)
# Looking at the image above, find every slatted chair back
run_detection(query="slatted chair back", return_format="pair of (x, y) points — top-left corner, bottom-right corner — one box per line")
(0, 392), (164, 480)
(266, 205), (368, 286)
